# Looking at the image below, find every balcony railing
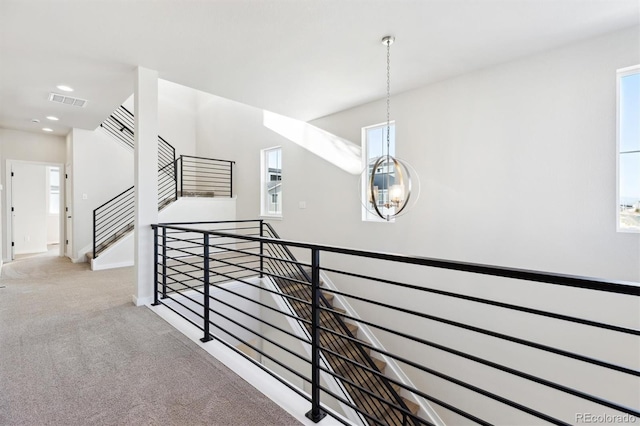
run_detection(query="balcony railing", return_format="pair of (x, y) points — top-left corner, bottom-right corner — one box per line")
(150, 220), (640, 426)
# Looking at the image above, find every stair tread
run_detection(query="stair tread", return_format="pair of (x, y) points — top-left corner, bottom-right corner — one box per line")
(272, 269), (412, 425)
(402, 397), (420, 415)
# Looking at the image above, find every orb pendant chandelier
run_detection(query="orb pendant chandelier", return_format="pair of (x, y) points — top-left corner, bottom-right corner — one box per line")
(364, 36), (419, 221)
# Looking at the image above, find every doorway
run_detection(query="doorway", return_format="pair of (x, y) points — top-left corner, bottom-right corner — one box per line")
(7, 160), (64, 261)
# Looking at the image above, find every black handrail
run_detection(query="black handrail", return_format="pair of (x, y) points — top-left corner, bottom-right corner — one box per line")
(154, 224), (639, 295)
(150, 220), (640, 426)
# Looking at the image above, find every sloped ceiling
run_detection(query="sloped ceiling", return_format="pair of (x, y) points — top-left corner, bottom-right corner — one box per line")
(0, 0), (638, 136)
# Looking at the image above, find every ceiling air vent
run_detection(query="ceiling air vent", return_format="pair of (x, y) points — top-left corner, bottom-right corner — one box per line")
(48, 92), (88, 107)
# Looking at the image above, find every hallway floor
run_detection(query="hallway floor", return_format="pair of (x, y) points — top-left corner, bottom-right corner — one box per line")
(0, 255), (300, 425)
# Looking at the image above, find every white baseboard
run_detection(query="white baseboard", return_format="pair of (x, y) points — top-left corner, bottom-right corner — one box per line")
(70, 256), (87, 263)
(91, 259), (134, 271)
(132, 294), (154, 306)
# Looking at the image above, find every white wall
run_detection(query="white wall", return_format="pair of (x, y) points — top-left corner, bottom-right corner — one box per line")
(122, 79), (197, 158)
(196, 27), (640, 281)
(308, 27), (640, 282)
(69, 128), (134, 259)
(195, 92), (288, 218)
(194, 27), (640, 424)
(0, 128), (66, 261)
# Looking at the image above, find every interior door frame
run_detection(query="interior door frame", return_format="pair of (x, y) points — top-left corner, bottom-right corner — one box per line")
(6, 159), (65, 261)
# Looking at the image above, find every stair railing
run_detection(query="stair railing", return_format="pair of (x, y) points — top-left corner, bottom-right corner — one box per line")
(93, 186), (135, 259)
(94, 106), (234, 259)
(262, 223), (414, 425)
(151, 220), (640, 426)
(177, 155), (234, 198)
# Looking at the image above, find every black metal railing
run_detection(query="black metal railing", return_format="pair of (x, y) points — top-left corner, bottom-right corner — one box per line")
(177, 155), (234, 198)
(94, 106), (235, 259)
(100, 105), (134, 149)
(150, 220), (640, 425)
(93, 186), (135, 258)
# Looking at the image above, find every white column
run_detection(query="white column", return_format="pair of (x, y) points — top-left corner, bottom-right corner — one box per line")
(133, 67), (158, 306)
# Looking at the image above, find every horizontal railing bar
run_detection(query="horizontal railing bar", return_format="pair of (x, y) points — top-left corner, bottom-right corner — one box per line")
(320, 327), (573, 426)
(95, 198), (134, 221)
(210, 324), (311, 385)
(159, 293), (205, 321)
(321, 267), (639, 335)
(152, 225), (639, 295)
(95, 209), (133, 228)
(95, 217), (133, 236)
(95, 225), (133, 247)
(318, 306), (640, 416)
(164, 279), (205, 295)
(317, 362), (429, 426)
(181, 164), (231, 172)
(95, 222), (133, 244)
(317, 382), (436, 426)
(206, 293), (309, 345)
(206, 300), (311, 359)
(321, 286), (639, 376)
(206, 327), (316, 409)
(200, 273), (313, 325)
(94, 186), (135, 212)
(161, 219), (262, 226)
(156, 300), (204, 332)
(181, 175), (231, 181)
(265, 249), (312, 270)
(95, 213), (133, 232)
(180, 154), (235, 163)
(181, 171), (231, 178)
(321, 378), (486, 426)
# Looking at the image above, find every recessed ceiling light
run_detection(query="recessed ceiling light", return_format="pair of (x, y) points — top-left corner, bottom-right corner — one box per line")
(42, 128), (53, 132)
(56, 85), (74, 92)
(31, 118), (40, 123)
(46, 116), (59, 121)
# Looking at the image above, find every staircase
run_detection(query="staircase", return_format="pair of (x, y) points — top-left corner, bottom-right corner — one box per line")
(262, 224), (423, 426)
(90, 105), (234, 261)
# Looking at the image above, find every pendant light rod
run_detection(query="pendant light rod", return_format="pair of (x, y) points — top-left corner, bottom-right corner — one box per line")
(382, 36), (394, 215)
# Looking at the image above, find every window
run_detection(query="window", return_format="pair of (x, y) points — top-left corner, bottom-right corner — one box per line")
(617, 66), (640, 232)
(261, 147), (282, 217)
(362, 122), (395, 221)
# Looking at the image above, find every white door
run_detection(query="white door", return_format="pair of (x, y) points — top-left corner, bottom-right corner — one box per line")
(65, 164), (73, 258)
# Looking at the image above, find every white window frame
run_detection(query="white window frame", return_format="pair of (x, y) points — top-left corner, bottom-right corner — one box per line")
(616, 65), (640, 233)
(361, 121), (396, 222)
(260, 146), (282, 218)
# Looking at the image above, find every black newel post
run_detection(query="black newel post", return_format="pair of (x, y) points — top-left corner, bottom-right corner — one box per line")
(152, 226), (160, 306)
(201, 233), (213, 343)
(180, 155), (184, 197)
(306, 248), (327, 423)
(229, 161), (234, 198)
(161, 226), (167, 299)
(93, 210), (97, 259)
(174, 159), (178, 201)
(259, 220), (264, 278)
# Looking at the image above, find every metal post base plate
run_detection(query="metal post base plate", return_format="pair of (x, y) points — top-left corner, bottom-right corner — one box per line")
(305, 409), (327, 423)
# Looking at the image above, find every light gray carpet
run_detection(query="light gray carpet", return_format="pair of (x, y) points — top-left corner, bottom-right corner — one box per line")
(0, 253), (301, 426)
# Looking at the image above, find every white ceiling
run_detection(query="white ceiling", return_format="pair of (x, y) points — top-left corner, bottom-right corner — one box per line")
(1, 0), (638, 137)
